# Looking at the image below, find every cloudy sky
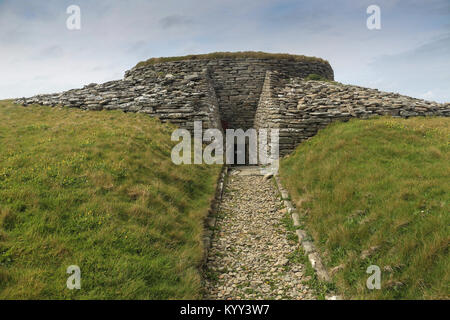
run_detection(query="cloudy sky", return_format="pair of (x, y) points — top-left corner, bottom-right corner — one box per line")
(0, 0), (449, 102)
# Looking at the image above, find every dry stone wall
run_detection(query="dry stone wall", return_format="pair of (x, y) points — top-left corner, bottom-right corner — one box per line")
(126, 58), (333, 130)
(16, 57), (333, 132)
(16, 67), (222, 132)
(254, 71), (449, 156)
(15, 57), (449, 160)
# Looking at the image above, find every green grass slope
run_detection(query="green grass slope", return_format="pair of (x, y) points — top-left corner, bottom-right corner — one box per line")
(0, 100), (221, 299)
(280, 117), (449, 299)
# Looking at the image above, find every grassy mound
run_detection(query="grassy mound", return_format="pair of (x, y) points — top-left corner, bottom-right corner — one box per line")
(280, 117), (449, 299)
(0, 100), (221, 299)
(135, 51), (329, 68)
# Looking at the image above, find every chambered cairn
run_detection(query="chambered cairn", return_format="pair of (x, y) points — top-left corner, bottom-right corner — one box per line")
(15, 52), (449, 158)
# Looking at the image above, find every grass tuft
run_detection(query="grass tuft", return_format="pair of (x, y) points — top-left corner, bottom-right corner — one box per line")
(135, 51), (330, 68)
(304, 74), (330, 81)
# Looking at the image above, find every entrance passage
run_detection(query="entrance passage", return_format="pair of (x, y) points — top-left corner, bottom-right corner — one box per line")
(203, 167), (315, 299)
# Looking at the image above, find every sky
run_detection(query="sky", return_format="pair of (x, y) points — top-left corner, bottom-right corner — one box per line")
(0, 0), (449, 102)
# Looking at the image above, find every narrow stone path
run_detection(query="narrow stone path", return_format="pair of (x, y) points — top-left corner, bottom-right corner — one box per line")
(204, 167), (315, 300)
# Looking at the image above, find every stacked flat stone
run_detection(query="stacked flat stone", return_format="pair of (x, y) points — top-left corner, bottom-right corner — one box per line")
(254, 71), (449, 156)
(15, 67), (222, 132)
(15, 57), (333, 132)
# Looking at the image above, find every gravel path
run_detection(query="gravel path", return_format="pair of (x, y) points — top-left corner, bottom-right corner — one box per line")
(204, 168), (315, 300)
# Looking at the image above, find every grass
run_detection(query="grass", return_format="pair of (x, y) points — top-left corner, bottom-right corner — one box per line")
(272, 179), (337, 300)
(0, 100), (221, 299)
(304, 74), (330, 82)
(135, 51), (330, 68)
(280, 117), (449, 299)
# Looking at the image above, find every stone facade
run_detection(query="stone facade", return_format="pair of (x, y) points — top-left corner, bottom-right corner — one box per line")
(15, 57), (449, 159)
(255, 71), (449, 156)
(16, 66), (223, 132)
(15, 57), (333, 132)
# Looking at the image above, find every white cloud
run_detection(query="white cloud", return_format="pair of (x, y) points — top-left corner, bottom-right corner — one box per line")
(0, 0), (448, 102)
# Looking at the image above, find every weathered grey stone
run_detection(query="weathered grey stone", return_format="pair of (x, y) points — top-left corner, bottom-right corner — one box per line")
(308, 252), (331, 282)
(204, 171), (316, 300)
(302, 241), (315, 254)
(14, 57), (448, 162)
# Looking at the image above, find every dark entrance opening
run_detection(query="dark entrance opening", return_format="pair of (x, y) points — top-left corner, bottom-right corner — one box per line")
(232, 139), (250, 166)
(222, 120), (252, 166)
